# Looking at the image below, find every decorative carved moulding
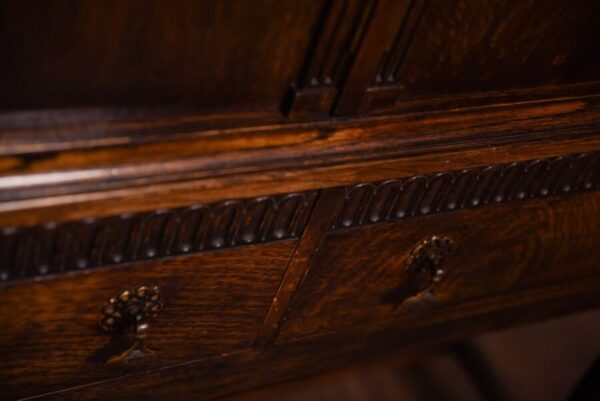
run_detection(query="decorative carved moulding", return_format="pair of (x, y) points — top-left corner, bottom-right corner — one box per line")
(332, 152), (600, 230)
(281, 0), (377, 116)
(358, 0), (428, 113)
(0, 191), (317, 283)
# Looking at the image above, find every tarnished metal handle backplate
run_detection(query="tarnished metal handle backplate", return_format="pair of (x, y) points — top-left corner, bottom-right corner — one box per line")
(382, 236), (454, 313)
(99, 285), (163, 363)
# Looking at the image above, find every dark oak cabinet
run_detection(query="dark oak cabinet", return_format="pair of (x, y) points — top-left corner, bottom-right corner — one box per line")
(1, 1), (599, 400)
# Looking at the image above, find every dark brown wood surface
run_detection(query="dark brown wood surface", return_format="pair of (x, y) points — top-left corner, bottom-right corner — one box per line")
(254, 188), (346, 346)
(0, 240), (295, 400)
(278, 192), (600, 340)
(0, 0), (321, 114)
(332, 0), (417, 115)
(330, 153), (599, 229)
(220, 308), (600, 401)
(380, 0), (600, 112)
(0, 191), (316, 284)
(20, 277), (600, 401)
(339, 0), (600, 115)
(1, 94), (600, 227)
(1, 0), (600, 399)
(1, 0), (598, 120)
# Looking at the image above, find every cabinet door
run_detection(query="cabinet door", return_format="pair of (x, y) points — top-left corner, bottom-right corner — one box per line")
(0, 0), (322, 117)
(284, 0), (600, 118)
(282, 0), (415, 117)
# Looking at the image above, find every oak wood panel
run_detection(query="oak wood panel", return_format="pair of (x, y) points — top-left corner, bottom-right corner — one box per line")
(23, 277), (600, 401)
(361, 0), (600, 114)
(0, 0), (321, 114)
(0, 1), (599, 399)
(278, 192), (600, 340)
(281, 0), (376, 117)
(333, 0), (418, 115)
(0, 240), (296, 400)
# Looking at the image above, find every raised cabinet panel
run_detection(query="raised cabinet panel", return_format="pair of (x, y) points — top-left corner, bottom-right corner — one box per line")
(0, 0), (322, 113)
(381, 0), (600, 109)
(327, 0), (600, 115)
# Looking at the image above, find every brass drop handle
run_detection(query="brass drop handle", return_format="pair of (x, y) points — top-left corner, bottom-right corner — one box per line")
(99, 286), (163, 363)
(382, 236), (454, 313)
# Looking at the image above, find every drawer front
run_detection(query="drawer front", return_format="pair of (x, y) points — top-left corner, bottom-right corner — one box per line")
(0, 241), (295, 400)
(279, 192), (600, 341)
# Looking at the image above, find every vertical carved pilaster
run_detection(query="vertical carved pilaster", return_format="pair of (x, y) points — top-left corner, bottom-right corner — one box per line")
(282, 0), (377, 117)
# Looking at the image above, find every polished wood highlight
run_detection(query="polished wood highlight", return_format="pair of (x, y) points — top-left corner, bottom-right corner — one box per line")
(1, 94), (600, 228)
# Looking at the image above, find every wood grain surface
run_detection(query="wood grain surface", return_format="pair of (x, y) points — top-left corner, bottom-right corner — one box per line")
(1, 1), (600, 399)
(0, 240), (296, 400)
(254, 188), (345, 346)
(279, 192), (600, 340)
(0, 0), (321, 114)
(20, 277), (600, 401)
(2, 96), (600, 226)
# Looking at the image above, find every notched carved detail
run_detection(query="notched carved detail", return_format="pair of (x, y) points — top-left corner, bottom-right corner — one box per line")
(382, 236), (454, 313)
(282, 0), (377, 116)
(360, 0), (428, 112)
(0, 191), (317, 282)
(333, 152), (599, 229)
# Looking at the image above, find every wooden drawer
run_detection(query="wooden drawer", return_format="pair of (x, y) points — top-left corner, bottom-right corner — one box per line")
(278, 192), (600, 341)
(0, 241), (295, 400)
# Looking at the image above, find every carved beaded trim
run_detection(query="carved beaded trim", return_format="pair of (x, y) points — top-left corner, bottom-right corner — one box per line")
(332, 152), (599, 230)
(0, 191), (317, 282)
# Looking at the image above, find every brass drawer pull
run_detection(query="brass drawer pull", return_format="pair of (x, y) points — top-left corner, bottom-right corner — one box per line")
(99, 286), (163, 363)
(383, 236), (454, 313)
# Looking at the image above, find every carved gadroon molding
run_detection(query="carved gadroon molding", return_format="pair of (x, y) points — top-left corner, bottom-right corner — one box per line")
(332, 152), (599, 230)
(0, 191), (317, 282)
